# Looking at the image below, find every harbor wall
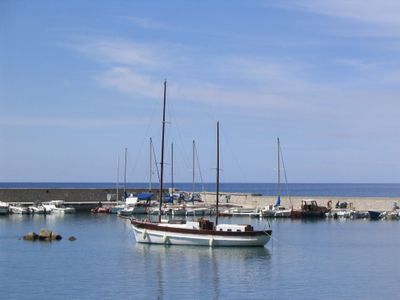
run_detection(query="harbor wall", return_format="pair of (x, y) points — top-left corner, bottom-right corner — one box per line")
(199, 192), (399, 212)
(0, 188), (148, 203)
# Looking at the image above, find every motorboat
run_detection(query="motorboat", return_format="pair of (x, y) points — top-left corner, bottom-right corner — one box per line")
(0, 201), (9, 214)
(28, 205), (47, 214)
(42, 200), (75, 214)
(9, 204), (29, 214)
(118, 193), (157, 216)
(291, 200), (330, 218)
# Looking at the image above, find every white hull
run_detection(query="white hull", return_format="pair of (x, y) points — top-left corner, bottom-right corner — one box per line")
(0, 203), (9, 214)
(273, 209), (292, 217)
(28, 206), (47, 214)
(9, 206), (29, 214)
(131, 222), (271, 247)
(51, 207), (76, 214)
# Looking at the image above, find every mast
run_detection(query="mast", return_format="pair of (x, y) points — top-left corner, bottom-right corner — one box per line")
(215, 121), (220, 226)
(124, 147), (127, 199)
(158, 80), (167, 223)
(277, 138), (280, 198)
(192, 140), (195, 195)
(171, 143), (174, 192)
(149, 138), (153, 191)
(116, 155), (120, 202)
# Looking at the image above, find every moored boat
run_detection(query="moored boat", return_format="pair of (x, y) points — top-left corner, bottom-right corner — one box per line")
(9, 204), (29, 214)
(42, 200), (75, 214)
(291, 200), (330, 218)
(131, 82), (272, 247)
(0, 201), (9, 214)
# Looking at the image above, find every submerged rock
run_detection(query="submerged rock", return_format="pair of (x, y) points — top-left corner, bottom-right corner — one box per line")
(68, 236), (77, 241)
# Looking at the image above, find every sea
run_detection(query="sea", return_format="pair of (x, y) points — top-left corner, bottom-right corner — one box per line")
(1, 182), (400, 197)
(1, 183), (400, 299)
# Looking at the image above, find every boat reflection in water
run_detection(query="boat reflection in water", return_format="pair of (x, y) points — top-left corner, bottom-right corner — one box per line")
(133, 242), (271, 299)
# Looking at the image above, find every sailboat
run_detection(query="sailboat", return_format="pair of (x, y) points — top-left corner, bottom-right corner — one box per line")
(131, 81), (272, 247)
(261, 138), (292, 217)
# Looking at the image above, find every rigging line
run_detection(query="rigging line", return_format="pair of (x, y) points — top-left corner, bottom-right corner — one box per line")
(279, 142), (292, 207)
(220, 131), (249, 183)
(166, 88), (191, 170)
(151, 139), (161, 184)
(130, 97), (160, 182)
(194, 143), (205, 191)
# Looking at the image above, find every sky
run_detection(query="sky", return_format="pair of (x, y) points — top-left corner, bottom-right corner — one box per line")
(1, 0), (400, 183)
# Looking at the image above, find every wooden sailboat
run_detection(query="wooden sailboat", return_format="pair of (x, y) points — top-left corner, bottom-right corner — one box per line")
(131, 81), (272, 247)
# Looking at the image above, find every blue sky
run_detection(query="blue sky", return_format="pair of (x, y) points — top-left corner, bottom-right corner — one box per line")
(1, 0), (400, 183)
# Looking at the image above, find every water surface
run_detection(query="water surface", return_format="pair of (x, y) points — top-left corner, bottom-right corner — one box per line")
(1, 214), (399, 299)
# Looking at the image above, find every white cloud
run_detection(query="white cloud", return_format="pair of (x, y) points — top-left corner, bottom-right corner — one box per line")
(67, 37), (170, 69)
(95, 67), (162, 99)
(293, 0), (400, 26)
(124, 16), (169, 30)
(0, 116), (149, 129)
(268, 0), (400, 36)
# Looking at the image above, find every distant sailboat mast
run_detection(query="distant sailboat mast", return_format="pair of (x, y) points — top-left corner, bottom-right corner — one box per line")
(171, 143), (174, 192)
(116, 155), (120, 202)
(124, 147), (127, 199)
(215, 121), (220, 226)
(192, 140), (195, 195)
(158, 80), (167, 223)
(149, 138), (153, 191)
(277, 137), (281, 207)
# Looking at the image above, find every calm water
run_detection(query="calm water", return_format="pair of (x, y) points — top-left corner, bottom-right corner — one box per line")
(1, 214), (399, 299)
(2, 182), (400, 197)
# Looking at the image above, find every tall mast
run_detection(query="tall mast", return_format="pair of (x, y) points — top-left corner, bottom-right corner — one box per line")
(192, 140), (195, 195)
(116, 155), (120, 202)
(215, 121), (220, 226)
(124, 147), (127, 199)
(277, 137), (281, 200)
(149, 138), (153, 191)
(171, 143), (174, 192)
(158, 80), (167, 222)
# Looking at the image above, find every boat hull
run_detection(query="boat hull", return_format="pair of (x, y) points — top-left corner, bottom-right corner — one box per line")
(131, 220), (271, 247)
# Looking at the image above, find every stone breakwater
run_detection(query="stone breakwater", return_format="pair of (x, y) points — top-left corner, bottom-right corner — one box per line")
(199, 192), (400, 212)
(0, 188), (399, 212)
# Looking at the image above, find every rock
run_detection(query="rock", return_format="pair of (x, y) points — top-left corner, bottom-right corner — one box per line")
(23, 232), (38, 241)
(68, 236), (77, 241)
(50, 232), (62, 240)
(39, 229), (52, 241)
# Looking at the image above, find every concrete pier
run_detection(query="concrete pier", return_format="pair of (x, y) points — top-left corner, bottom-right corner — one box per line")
(199, 192), (400, 212)
(0, 188), (399, 212)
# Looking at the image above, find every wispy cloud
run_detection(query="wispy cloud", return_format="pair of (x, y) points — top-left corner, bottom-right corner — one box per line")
(0, 116), (149, 129)
(267, 0), (400, 36)
(66, 36), (172, 69)
(95, 67), (162, 99)
(123, 16), (170, 30)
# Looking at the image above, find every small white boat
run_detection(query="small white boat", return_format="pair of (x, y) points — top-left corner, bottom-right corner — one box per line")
(28, 205), (47, 214)
(0, 201), (9, 214)
(118, 193), (157, 216)
(185, 206), (211, 216)
(9, 204), (29, 214)
(42, 200), (75, 214)
(109, 203), (125, 214)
